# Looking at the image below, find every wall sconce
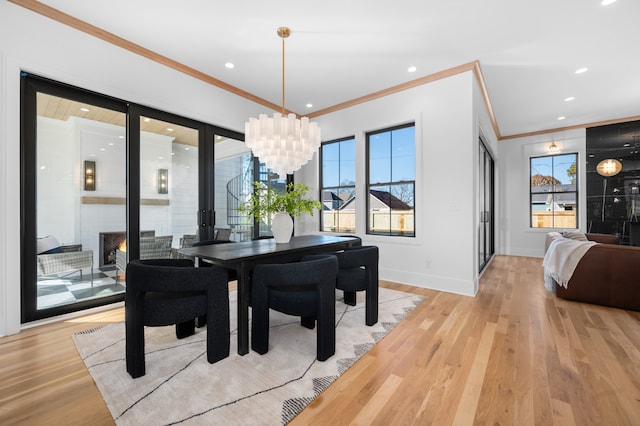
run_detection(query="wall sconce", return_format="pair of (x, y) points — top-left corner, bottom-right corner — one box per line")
(84, 160), (96, 191)
(158, 169), (168, 194)
(596, 159), (622, 177)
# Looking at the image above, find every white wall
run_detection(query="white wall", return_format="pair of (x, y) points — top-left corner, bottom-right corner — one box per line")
(297, 71), (497, 297)
(497, 129), (586, 258)
(0, 2), (503, 337)
(0, 2), (265, 336)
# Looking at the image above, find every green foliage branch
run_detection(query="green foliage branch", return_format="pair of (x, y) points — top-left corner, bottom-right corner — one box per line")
(238, 181), (322, 223)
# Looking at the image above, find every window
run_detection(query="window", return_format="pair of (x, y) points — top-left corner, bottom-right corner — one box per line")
(366, 123), (415, 236)
(320, 137), (356, 232)
(530, 153), (578, 228)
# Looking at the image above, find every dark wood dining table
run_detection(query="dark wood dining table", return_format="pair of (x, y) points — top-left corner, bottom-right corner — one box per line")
(179, 234), (359, 355)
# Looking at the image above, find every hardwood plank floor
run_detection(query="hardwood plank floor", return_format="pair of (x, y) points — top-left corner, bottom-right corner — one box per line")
(1, 255), (639, 425)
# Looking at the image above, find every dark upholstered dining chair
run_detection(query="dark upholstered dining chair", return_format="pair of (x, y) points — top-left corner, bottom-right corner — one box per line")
(334, 245), (379, 326)
(250, 255), (339, 361)
(125, 258), (230, 378)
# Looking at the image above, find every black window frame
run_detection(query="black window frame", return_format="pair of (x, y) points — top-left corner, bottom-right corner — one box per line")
(365, 122), (416, 237)
(529, 152), (579, 229)
(319, 136), (356, 233)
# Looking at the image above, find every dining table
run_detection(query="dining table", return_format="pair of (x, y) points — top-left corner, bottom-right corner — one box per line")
(179, 234), (359, 355)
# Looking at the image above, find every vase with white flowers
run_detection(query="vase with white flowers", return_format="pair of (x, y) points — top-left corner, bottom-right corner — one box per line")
(238, 181), (322, 243)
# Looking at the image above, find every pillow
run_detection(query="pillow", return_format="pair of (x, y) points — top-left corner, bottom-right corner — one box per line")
(562, 230), (588, 241)
(37, 235), (62, 254)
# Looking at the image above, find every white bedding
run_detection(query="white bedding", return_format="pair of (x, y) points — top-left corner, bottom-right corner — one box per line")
(542, 237), (596, 291)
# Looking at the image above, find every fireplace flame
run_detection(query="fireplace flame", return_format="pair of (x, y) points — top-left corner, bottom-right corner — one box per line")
(119, 240), (127, 252)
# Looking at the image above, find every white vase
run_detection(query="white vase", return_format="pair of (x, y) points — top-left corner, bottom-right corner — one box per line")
(271, 211), (293, 243)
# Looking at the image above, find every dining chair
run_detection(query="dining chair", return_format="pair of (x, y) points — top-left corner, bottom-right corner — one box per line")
(334, 245), (379, 326)
(250, 255), (338, 361)
(125, 258), (230, 378)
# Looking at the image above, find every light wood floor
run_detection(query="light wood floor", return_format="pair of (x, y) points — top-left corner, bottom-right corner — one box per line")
(1, 255), (639, 425)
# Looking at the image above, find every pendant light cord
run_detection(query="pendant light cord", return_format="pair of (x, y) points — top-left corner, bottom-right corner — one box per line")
(281, 32), (285, 114)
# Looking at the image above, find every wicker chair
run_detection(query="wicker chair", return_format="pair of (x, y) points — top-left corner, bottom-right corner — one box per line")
(214, 227), (232, 241)
(37, 244), (94, 284)
(115, 236), (173, 283)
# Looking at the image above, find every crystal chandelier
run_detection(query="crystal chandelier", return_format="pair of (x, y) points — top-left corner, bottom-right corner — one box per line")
(245, 27), (321, 178)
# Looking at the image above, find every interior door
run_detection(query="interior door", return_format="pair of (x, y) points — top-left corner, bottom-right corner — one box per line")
(479, 137), (495, 272)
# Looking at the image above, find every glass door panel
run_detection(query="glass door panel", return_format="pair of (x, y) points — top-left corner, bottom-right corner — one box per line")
(256, 164), (287, 239)
(113, 117), (200, 284)
(35, 92), (126, 310)
(214, 135), (253, 242)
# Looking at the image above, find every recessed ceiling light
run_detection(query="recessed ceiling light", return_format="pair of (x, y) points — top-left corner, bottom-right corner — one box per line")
(143, 117), (151, 122)
(184, 147), (190, 151)
(624, 143), (631, 147)
(225, 62), (235, 69)
(575, 67), (588, 74)
(408, 66), (417, 73)
(589, 154), (595, 158)
(564, 96), (575, 102)
(119, 135), (124, 139)
(306, 103), (313, 108)
(557, 116), (566, 120)
(80, 107), (90, 112)
(167, 128), (174, 132)
(601, 0), (616, 5)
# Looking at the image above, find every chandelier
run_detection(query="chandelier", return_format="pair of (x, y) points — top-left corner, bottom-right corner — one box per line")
(245, 27), (321, 178)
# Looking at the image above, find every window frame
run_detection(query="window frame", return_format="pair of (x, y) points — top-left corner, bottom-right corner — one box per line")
(319, 136), (356, 233)
(365, 123), (416, 237)
(529, 152), (579, 229)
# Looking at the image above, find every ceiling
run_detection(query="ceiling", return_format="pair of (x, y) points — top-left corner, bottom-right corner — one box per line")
(18, 0), (640, 139)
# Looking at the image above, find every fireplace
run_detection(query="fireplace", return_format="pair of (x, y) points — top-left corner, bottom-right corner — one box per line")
(98, 230), (155, 268)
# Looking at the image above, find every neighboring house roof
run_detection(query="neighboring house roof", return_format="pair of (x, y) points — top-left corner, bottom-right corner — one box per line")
(322, 191), (343, 210)
(369, 190), (412, 210)
(531, 184), (576, 206)
(531, 193), (576, 205)
(328, 189), (412, 211)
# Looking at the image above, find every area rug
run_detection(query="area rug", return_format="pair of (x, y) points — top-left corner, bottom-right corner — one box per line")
(73, 287), (424, 425)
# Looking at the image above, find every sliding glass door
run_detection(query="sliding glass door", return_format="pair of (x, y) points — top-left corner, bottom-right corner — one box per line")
(21, 75), (129, 320)
(20, 74), (246, 322)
